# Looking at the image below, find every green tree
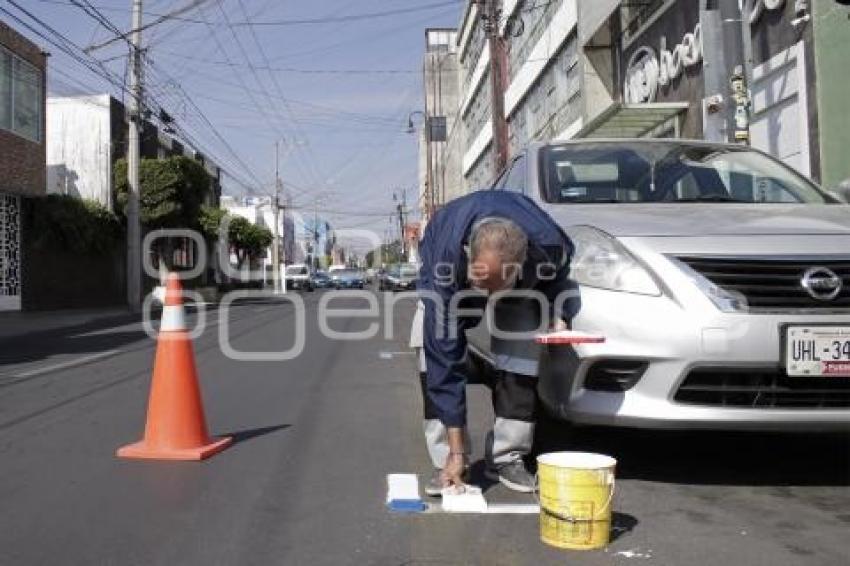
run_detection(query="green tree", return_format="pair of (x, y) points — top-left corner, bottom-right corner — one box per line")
(198, 204), (228, 242)
(29, 195), (121, 255)
(228, 216), (273, 268)
(114, 156), (212, 270)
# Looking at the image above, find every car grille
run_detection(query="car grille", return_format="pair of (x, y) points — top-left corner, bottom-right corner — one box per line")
(675, 368), (850, 408)
(676, 256), (850, 311)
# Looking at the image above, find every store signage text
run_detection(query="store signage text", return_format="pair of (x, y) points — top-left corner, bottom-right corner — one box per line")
(624, 24), (703, 104)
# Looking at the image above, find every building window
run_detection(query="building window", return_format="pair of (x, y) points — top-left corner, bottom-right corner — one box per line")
(0, 45), (42, 143)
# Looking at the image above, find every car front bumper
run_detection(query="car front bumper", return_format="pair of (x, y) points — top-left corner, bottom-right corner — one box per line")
(542, 286), (850, 431)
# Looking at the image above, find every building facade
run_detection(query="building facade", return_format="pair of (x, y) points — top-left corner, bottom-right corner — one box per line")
(47, 94), (222, 209)
(420, 28), (461, 221)
(0, 20), (47, 311)
(440, 0), (617, 195)
(426, 0), (848, 204)
(583, 0), (850, 186)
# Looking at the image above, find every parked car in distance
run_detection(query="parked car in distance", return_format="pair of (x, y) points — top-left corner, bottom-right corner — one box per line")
(380, 263), (418, 291)
(331, 268), (365, 290)
(466, 138), (850, 432)
(311, 271), (333, 289)
(284, 264), (313, 292)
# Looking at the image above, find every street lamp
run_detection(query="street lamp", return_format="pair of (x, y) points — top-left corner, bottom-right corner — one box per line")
(407, 110), (426, 134)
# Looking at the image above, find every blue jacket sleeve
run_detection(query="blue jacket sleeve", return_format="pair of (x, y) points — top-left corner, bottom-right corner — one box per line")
(418, 221), (479, 428)
(421, 285), (474, 427)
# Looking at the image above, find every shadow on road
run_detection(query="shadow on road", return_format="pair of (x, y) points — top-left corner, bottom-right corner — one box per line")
(610, 512), (639, 542)
(0, 327), (148, 370)
(533, 416), (850, 487)
(222, 424), (291, 445)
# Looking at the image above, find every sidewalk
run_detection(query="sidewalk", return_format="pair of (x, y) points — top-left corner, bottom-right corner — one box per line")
(0, 307), (134, 341)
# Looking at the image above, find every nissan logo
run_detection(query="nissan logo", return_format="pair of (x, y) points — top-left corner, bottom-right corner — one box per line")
(801, 267), (843, 301)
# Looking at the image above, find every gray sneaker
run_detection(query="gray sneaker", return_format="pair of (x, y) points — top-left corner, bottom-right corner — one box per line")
(486, 461), (537, 493)
(424, 469), (443, 497)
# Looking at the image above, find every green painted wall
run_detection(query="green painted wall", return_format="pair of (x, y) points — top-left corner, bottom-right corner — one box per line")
(813, 0), (850, 188)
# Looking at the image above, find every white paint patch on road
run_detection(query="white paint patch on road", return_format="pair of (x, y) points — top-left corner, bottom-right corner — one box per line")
(378, 351), (416, 360)
(12, 350), (122, 378)
(613, 548), (653, 559)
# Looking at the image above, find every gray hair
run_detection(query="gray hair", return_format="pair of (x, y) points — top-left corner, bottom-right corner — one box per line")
(469, 217), (528, 265)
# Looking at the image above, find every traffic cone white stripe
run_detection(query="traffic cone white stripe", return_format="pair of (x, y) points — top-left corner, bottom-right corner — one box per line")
(160, 305), (187, 332)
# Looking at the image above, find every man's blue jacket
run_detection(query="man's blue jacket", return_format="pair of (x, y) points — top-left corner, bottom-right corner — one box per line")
(417, 191), (579, 427)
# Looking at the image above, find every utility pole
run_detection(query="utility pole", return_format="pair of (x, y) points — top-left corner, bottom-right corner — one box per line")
(126, 0), (143, 312)
(272, 141), (282, 293)
(701, 0), (750, 144)
(483, 0), (509, 173)
(313, 201), (320, 272)
(395, 189), (407, 262)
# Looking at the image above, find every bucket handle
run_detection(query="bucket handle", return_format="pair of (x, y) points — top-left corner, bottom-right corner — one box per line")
(533, 473), (616, 523)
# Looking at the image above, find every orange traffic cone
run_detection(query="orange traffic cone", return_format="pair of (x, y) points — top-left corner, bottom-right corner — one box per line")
(117, 273), (232, 460)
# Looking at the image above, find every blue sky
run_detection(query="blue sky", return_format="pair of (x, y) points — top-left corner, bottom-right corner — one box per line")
(12, 0), (463, 236)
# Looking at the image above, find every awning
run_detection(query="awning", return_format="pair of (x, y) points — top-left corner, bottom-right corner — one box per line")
(576, 102), (690, 139)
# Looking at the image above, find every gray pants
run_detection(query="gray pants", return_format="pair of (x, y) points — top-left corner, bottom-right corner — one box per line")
(422, 415), (535, 469)
(412, 295), (541, 469)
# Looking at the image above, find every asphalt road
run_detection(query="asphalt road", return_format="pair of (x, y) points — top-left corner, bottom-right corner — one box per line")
(0, 291), (848, 565)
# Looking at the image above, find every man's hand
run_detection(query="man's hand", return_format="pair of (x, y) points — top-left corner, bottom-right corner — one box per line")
(441, 426), (467, 488)
(551, 317), (569, 331)
(441, 453), (466, 488)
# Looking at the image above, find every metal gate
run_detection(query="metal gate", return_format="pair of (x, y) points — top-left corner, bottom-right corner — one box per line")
(0, 193), (22, 311)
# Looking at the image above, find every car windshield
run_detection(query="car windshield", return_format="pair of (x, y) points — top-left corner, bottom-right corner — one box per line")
(400, 266), (418, 276)
(541, 143), (831, 204)
(336, 270), (360, 277)
(286, 266), (308, 275)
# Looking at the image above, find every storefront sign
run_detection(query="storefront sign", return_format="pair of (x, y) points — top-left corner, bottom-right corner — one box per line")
(624, 24), (703, 104)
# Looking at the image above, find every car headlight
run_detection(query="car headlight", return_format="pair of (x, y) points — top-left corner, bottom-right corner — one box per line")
(567, 226), (661, 296)
(669, 258), (748, 313)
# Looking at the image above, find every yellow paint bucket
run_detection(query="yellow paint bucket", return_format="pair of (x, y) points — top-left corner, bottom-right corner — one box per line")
(537, 452), (616, 550)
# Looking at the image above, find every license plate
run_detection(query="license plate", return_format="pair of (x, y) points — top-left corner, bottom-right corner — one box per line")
(786, 326), (850, 377)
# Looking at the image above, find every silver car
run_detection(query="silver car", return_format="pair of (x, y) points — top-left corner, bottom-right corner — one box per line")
(468, 139), (850, 431)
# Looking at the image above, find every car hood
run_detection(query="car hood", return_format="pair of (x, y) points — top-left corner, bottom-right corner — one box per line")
(544, 204), (850, 237)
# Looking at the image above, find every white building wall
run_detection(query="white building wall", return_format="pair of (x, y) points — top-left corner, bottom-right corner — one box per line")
(750, 41), (811, 177)
(46, 95), (113, 207)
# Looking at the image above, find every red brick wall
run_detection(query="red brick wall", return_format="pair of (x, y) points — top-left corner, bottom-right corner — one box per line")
(0, 20), (47, 198)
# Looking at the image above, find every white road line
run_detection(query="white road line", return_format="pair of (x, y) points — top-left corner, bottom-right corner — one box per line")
(423, 503), (540, 515)
(11, 350), (122, 379)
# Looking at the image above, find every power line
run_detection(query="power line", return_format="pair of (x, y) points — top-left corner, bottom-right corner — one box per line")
(229, 0), (328, 191)
(156, 63), (410, 126)
(154, 51), (417, 75)
(226, 1), (465, 27)
(85, 0), (216, 53)
(52, 0), (269, 196)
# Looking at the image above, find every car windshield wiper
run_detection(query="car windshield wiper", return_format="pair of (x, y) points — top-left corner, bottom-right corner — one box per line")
(674, 195), (746, 203)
